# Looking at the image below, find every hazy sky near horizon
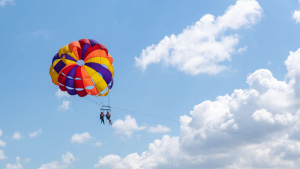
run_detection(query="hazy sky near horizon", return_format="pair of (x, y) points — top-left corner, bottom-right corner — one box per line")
(1, 0), (300, 168)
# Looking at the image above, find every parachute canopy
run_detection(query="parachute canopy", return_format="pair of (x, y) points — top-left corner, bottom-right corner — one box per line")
(49, 39), (114, 97)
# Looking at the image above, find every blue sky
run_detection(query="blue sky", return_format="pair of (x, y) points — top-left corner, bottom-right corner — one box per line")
(1, 0), (300, 168)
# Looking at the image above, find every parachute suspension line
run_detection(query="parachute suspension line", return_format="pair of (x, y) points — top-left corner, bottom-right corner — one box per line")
(92, 96), (104, 106)
(101, 92), (111, 113)
(108, 93), (110, 106)
(85, 94), (105, 107)
(109, 106), (300, 147)
(88, 97), (101, 106)
(103, 92), (110, 106)
(83, 95), (110, 113)
(97, 92), (110, 112)
(82, 92), (110, 112)
(98, 97), (107, 107)
(84, 96), (102, 107)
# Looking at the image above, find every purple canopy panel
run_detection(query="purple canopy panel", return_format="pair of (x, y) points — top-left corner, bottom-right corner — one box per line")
(54, 60), (66, 74)
(81, 43), (90, 60)
(108, 78), (113, 89)
(52, 53), (60, 65)
(89, 39), (99, 47)
(64, 53), (77, 62)
(65, 66), (78, 95)
(85, 63), (112, 85)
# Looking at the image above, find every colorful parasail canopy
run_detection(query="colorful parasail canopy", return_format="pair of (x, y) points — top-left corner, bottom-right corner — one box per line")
(49, 39), (114, 97)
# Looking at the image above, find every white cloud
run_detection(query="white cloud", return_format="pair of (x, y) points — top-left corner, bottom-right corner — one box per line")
(92, 142), (102, 147)
(55, 89), (70, 100)
(0, 129), (2, 137)
(12, 132), (22, 140)
(252, 109), (275, 124)
(6, 157), (23, 169)
(252, 109), (294, 126)
(62, 152), (75, 165)
(38, 152), (75, 169)
(148, 125), (171, 133)
(0, 150), (7, 160)
(112, 115), (146, 138)
(135, 0), (262, 75)
(56, 90), (71, 111)
(95, 47), (300, 169)
(38, 162), (61, 169)
(28, 128), (42, 138)
(71, 132), (92, 143)
(23, 158), (30, 163)
(293, 10), (300, 23)
(94, 136), (181, 169)
(294, 0), (300, 23)
(94, 155), (122, 168)
(0, 140), (6, 147)
(0, 0), (15, 7)
(286, 49), (300, 79)
(58, 100), (70, 111)
(238, 46), (248, 53)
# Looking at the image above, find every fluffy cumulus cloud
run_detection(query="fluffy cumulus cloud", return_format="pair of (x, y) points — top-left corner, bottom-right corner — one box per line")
(6, 157), (23, 169)
(148, 125), (171, 133)
(71, 132), (92, 143)
(0, 0), (15, 7)
(0, 150), (7, 160)
(112, 115), (146, 138)
(92, 142), (102, 147)
(28, 128), (42, 138)
(0, 140), (6, 147)
(293, 0), (300, 24)
(23, 158), (30, 163)
(294, 10), (300, 23)
(0, 131), (4, 148)
(95, 48), (300, 169)
(252, 108), (275, 124)
(12, 132), (22, 140)
(135, 0), (262, 75)
(0, 130), (5, 147)
(56, 90), (71, 111)
(58, 100), (71, 111)
(238, 46), (248, 53)
(38, 152), (75, 169)
(55, 89), (70, 100)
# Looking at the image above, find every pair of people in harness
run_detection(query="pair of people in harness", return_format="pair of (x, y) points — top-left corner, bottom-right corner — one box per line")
(100, 112), (112, 125)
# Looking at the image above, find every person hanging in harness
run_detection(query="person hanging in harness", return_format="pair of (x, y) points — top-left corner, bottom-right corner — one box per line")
(106, 112), (112, 125)
(100, 112), (105, 125)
